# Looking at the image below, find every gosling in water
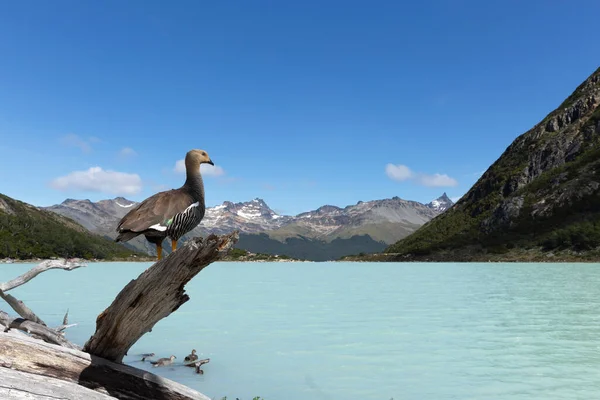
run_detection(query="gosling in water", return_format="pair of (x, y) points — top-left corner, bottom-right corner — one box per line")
(140, 352), (155, 362)
(151, 355), (176, 367)
(184, 349), (198, 364)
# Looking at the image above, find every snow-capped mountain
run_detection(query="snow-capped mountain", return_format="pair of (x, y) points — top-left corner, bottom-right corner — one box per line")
(44, 194), (453, 255)
(200, 198), (293, 234)
(426, 192), (454, 213)
(269, 196), (445, 243)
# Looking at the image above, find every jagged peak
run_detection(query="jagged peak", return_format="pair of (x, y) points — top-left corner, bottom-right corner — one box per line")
(437, 192), (452, 202)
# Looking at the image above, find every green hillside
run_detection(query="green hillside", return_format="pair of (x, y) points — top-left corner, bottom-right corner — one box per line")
(0, 193), (144, 260)
(386, 66), (600, 261)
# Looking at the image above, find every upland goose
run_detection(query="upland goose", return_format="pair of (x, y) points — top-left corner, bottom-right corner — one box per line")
(184, 349), (198, 364)
(115, 149), (214, 260)
(151, 355), (176, 367)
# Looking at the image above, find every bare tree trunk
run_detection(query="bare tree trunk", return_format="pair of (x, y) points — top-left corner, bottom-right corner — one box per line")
(84, 232), (238, 363)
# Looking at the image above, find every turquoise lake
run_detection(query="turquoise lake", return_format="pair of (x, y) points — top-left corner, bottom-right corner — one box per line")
(1, 261), (600, 399)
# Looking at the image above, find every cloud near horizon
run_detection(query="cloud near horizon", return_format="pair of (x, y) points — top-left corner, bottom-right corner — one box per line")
(50, 167), (142, 195)
(385, 163), (458, 187)
(174, 159), (225, 177)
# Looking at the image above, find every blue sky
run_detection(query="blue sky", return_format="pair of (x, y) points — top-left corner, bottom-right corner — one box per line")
(0, 1), (598, 215)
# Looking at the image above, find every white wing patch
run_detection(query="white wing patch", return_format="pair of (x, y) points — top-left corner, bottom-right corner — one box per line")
(185, 202), (200, 212)
(147, 202), (198, 232)
(148, 223), (167, 231)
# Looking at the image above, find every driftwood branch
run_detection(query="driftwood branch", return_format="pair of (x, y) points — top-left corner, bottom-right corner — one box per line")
(55, 323), (78, 333)
(84, 232), (238, 362)
(184, 358), (210, 374)
(0, 259), (87, 292)
(1, 310), (80, 350)
(54, 309), (77, 334)
(0, 332), (211, 400)
(0, 289), (46, 325)
(5, 317), (81, 350)
(0, 259), (86, 329)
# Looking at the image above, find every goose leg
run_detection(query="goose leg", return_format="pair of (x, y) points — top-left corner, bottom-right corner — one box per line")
(156, 244), (162, 260)
(171, 239), (177, 252)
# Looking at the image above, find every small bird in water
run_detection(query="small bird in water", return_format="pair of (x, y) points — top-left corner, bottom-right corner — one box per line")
(151, 355), (176, 367)
(115, 149), (214, 260)
(140, 352), (155, 362)
(184, 349), (198, 363)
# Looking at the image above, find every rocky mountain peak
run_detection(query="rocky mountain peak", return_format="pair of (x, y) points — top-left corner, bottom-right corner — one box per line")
(62, 198), (92, 205)
(315, 205), (343, 214)
(426, 193), (455, 212)
(387, 66), (600, 260)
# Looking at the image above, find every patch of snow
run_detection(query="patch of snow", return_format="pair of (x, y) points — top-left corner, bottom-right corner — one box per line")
(237, 210), (262, 219)
(116, 201), (136, 208)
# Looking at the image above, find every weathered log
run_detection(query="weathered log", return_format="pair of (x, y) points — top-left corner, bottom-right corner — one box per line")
(5, 317), (80, 350)
(0, 332), (210, 400)
(0, 367), (114, 400)
(0, 259), (86, 292)
(84, 232), (238, 362)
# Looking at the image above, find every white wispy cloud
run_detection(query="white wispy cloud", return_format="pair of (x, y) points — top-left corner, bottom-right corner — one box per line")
(385, 163), (458, 187)
(385, 164), (414, 181)
(417, 173), (458, 187)
(174, 159), (225, 177)
(118, 147), (137, 158)
(60, 134), (93, 153)
(50, 167), (142, 195)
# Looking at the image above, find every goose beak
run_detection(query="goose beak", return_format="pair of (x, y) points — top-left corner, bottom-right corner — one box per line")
(207, 159), (214, 166)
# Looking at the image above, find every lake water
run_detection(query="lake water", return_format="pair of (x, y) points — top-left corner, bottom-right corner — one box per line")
(1, 261), (600, 400)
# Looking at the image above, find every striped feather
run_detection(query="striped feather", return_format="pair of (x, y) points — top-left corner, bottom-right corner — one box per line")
(166, 202), (205, 241)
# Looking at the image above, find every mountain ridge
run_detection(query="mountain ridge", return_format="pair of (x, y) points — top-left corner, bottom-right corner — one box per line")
(44, 193), (453, 260)
(385, 66), (600, 261)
